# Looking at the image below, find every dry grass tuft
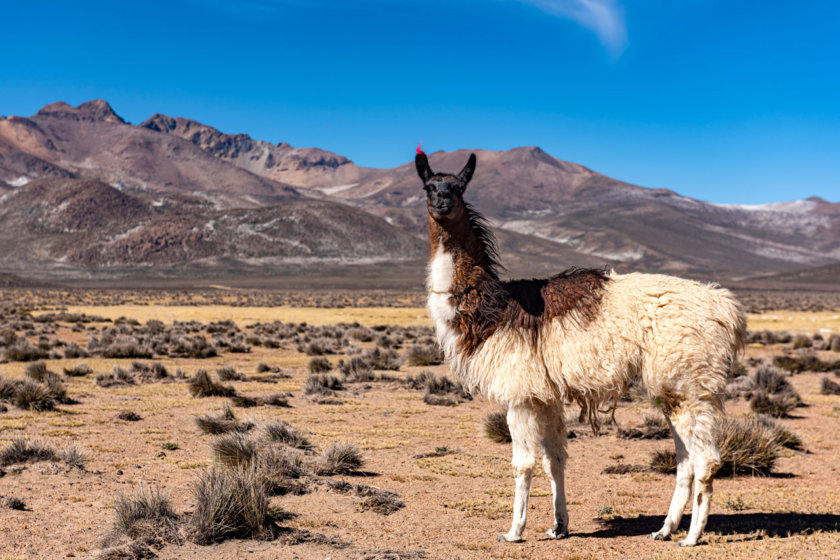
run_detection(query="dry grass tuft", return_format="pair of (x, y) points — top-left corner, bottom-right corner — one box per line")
(303, 374), (343, 396)
(0, 438), (58, 466)
(820, 375), (840, 395)
(754, 415), (804, 451)
(216, 366), (245, 381)
(716, 416), (780, 476)
(64, 362), (93, 376)
(211, 433), (258, 467)
(314, 442), (364, 475)
(483, 411), (512, 443)
(189, 370), (236, 398)
(307, 357), (332, 373)
(404, 343), (443, 366)
(102, 486), (181, 554)
(0, 495), (26, 510)
(60, 444), (88, 469)
(187, 466), (277, 544)
(618, 413), (670, 440)
(24, 361), (60, 383)
(10, 378), (56, 411)
(196, 405), (254, 435)
(263, 421), (313, 451)
(750, 390), (798, 418)
(649, 449), (678, 473)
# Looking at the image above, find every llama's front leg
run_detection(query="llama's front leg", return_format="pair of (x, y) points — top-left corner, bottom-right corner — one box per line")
(498, 404), (541, 543)
(541, 408), (569, 539)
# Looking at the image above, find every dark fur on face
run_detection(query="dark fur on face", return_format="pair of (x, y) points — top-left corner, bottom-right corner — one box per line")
(418, 152), (610, 356)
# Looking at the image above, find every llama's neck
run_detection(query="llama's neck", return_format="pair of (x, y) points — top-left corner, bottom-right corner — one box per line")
(426, 210), (499, 295)
(427, 210), (500, 359)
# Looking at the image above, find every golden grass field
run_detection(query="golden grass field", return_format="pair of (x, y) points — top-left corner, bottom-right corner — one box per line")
(1, 298), (838, 559)
(50, 305), (840, 334)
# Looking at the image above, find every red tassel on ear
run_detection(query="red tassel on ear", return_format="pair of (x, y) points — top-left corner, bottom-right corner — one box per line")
(416, 142), (425, 156)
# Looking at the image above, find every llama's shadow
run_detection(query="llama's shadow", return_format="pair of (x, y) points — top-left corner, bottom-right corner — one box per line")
(584, 513), (840, 540)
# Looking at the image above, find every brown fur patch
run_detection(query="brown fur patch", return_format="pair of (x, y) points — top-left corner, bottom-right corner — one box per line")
(428, 203), (609, 357)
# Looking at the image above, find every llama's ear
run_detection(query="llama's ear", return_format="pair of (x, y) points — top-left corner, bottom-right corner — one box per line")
(415, 153), (434, 183)
(458, 153), (477, 186)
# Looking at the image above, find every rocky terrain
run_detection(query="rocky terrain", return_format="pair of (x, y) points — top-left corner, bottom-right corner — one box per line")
(1, 100), (838, 285)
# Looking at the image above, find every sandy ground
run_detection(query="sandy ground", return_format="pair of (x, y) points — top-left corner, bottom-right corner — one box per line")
(1, 308), (839, 560)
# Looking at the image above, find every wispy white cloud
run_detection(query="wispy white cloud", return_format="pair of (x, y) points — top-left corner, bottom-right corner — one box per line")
(517, 0), (627, 56)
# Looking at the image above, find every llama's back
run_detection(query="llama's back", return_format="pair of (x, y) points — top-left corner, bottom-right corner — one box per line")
(543, 271), (746, 409)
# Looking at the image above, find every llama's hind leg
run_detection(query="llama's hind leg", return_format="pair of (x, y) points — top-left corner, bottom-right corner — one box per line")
(498, 404), (542, 543)
(649, 414), (693, 541)
(540, 407), (569, 539)
(679, 404), (721, 547)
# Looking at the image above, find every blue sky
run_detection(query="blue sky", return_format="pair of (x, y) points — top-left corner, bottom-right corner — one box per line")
(1, 0), (838, 204)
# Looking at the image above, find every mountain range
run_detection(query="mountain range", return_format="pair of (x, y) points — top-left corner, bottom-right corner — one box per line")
(0, 99), (837, 288)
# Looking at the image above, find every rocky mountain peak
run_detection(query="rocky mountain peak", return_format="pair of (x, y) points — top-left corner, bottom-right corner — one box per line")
(35, 99), (126, 124)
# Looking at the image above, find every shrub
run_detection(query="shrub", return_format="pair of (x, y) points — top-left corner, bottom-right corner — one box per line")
(404, 344), (444, 366)
(263, 421), (313, 451)
(792, 334), (812, 349)
(417, 372), (470, 406)
(750, 390), (798, 418)
(63, 344), (89, 359)
(216, 366), (245, 381)
(169, 336), (217, 359)
(649, 449), (678, 473)
(64, 362), (93, 376)
(12, 379), (55, 411)
(773, 352), (840, 373)
(116, 411), (143, 422)
(829, 335), (840, 353)
(4, 341), (47, 362)
(314, 443), (364, 475)
(60, 444), (88, 469)
(820, 375), (840, 395)
(716, 417), (779, 476)
(189, 370), (236, 398)
(258, 447), (309, 495)
(754, 365), (794, 394)
(483, 411), (512, 443)
(303, 374), (343, 396)
(95, 366), (136, 388)
(618, 413), (670, 440)
(196, 406), (254, 435)
(338, 356), (376, 381)
(754, 415), (803, 451)
(101, 337), (154, 359)
(0, 438), (57, 466)
(256, 363), (271, 373)
(212, 433), (258, 467)
(363, 347), (401, 371)
(307, 357), (332, 373)
(1, 496), (25, 510)
(188, 466), (276, 544)
(105, 486), (180, 548)
(24, 361), (59, 383)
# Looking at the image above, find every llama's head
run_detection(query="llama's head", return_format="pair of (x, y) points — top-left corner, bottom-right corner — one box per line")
(416, 152), (476, 220)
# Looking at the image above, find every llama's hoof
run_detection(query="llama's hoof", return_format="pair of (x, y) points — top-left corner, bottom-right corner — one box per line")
(497, 533), (524, 543)
(648, 530), (669, 540)
(676, 538), (698, 547)
(545, 528), (569, 539)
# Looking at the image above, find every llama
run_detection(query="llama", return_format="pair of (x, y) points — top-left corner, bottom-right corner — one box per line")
(416, 151), (746, 547)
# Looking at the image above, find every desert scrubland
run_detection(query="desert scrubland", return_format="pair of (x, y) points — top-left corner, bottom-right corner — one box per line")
(0, 289), (839, 560)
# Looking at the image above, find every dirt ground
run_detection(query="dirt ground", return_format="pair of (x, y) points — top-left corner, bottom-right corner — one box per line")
(1, 304), (839, 560)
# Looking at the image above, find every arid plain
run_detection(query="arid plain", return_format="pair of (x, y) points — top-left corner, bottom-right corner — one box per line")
(0, 289), (839, 560)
